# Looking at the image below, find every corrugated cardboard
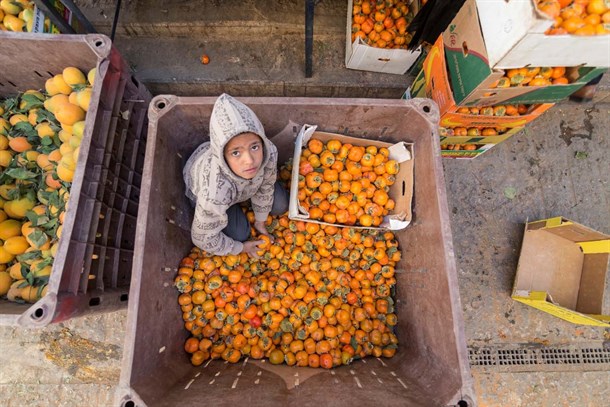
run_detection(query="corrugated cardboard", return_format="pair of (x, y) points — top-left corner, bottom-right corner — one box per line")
(289, 125), (414, 230)
(440, 144), (495, 159)
(405, 37), (555, 125)
(512, 217), (610, 327)
(345, 0), (422, 75)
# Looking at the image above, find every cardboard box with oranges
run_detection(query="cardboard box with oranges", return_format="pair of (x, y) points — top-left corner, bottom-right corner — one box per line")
(443, 0), (607, 106)
(289, 124), (414, 230)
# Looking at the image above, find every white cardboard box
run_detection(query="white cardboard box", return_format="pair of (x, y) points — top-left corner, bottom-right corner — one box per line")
(469, 0), (610, 68)
(345, 0), (422, 74)
(289, 124), (414, 230)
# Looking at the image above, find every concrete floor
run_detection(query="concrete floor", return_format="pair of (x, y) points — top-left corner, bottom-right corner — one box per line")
(2, 0), (610, 406)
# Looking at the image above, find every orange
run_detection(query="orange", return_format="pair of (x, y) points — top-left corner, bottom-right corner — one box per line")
(587, 0), (608, 15)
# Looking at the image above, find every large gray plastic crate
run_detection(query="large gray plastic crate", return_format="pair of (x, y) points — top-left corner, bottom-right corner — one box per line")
(117, 96), (476, 406)
(0, 32), (151, 327)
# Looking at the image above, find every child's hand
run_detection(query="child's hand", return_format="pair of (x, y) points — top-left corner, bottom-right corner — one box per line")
(253, 221), (274, 243)
(242, 240), (264, 259)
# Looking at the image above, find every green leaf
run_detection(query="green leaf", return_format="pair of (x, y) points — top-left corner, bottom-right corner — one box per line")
(20, 263), (30, 279)
(575, 151), (588, 160)
(17, 250), (42, 262)
(12, 121), (36, 137)
(503, 187), (517, 200)
(47, 190), (63, 210)
(2, 97), (18, 113)
(350, 337), (358, 351)
(4, 168), (37, 180)
(37, 257), (54, 269)
(41, 218), (58, 231)
(25, 209), (42, 225)
(19, 94), (44, 111)
(7, 188), (21, 200)
(52, 132), (61, 147)
(34, 276), (50, 286)
(17, 280), (29, 289)
(28, 230), (49, 248)
(35, 109), (58, 125)
(26, 273), (34, 286)
(41, 136), (54, 146)
(36, 284), (48, 297)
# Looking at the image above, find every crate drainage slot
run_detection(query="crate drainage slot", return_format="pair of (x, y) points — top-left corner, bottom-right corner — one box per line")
(469, 344), (610, 372)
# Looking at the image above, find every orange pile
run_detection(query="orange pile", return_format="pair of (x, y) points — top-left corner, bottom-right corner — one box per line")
(538, 0), (609, 35)
(293, 138), (399, 228)
(175, 214), (400, 368)
(351, 0), (415, 49)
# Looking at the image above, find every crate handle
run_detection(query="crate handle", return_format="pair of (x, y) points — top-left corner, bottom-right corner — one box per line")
(150, 96), (178, 121)
(85, 34), (112, 60)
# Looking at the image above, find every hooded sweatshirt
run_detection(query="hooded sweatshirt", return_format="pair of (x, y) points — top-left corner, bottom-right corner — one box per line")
(183, 94), (278, 255)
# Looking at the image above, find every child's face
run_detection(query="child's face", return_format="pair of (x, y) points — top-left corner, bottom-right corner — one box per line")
(224, 132), (264, 179)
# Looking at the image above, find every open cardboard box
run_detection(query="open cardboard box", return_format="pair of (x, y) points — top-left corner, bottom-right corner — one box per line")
(345, 0), (422, 75)
(405, 37), (555, 126)
(289, 125), (414, 230)
(512, 217), (610, 327)
(443, 0), (608, 106)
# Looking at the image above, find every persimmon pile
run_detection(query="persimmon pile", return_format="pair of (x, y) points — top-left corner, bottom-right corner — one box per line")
(455, 104), (538, 117)
(0, 66), (95, 302)
(176, 214), (400, 368)
(351, 0), (415, 49)
(293, 138), (399, 228)
(440, 126), (513, 138)
(491, 66), (569, 88)
(441, 143), (484, 152)
(538, 0), (609, 35)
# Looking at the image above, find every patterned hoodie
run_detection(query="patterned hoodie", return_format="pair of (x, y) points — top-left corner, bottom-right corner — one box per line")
(183, 94), (277, 255)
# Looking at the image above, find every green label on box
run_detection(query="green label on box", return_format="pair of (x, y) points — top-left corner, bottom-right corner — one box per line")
(410, 69), (427, 98)
(444, 46), (492, 104)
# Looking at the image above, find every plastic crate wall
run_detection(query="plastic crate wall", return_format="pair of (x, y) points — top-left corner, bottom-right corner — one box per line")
(0, 33), (151, 327)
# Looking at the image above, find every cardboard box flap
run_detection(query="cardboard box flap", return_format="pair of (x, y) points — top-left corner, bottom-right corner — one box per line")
(475, 0), (551, 68)
(496, 33), (610, 68)
(289, 124), (317, 221)
(576, 253), (610, 314)
(539, 222), (609, 243)
(515, 229), (583, 309)
(268, 120), (301, 170)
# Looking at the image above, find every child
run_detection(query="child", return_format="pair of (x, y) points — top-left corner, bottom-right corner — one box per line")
(183, 94), (288, 257)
